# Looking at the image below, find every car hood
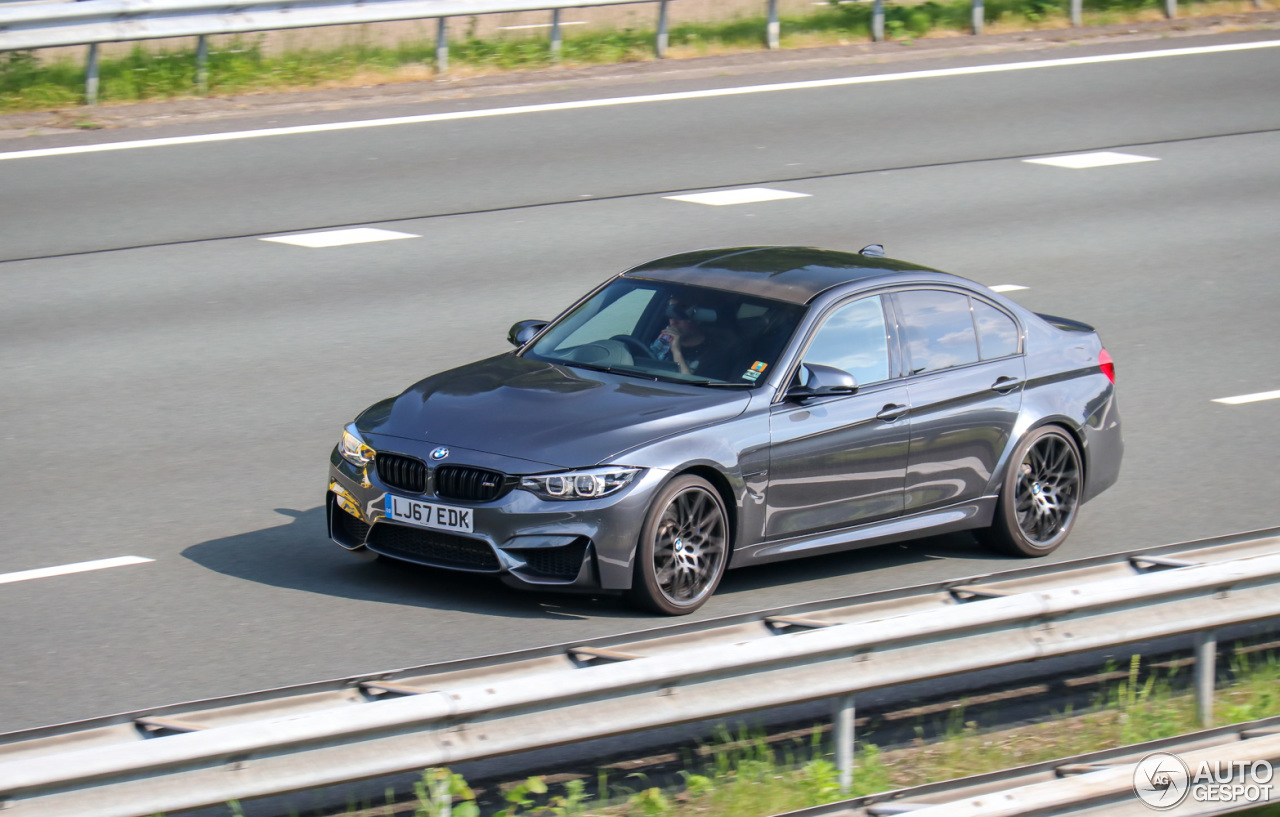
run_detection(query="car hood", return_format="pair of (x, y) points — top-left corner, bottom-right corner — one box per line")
(357, 354), (751, 469)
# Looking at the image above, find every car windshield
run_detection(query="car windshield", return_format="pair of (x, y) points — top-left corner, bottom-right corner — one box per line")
(524, 279), (805, 387)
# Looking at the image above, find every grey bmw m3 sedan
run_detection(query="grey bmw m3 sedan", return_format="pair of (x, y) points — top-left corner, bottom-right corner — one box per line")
(328, 246), (1122, 615)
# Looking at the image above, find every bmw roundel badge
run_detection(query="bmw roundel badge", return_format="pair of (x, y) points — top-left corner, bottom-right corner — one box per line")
(431, 447), (449, 461)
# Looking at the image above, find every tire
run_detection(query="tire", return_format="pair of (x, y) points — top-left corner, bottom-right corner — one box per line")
(979, 425), (1082, 557)
(626, 475), (730, 615)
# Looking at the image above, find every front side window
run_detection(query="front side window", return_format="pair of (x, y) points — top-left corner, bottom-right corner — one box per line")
(802, 296), (890, 386)
(896, 290), (980, 374)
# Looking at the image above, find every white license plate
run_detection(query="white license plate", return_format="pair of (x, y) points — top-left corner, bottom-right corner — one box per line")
(384, 495), (474, 533)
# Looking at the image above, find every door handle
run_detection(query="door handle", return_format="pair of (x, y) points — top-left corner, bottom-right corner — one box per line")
(876, 403), (909, 422)
(991, 376), (1023, 394)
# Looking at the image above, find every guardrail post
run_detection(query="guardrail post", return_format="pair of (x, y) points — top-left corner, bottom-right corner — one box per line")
(1196, 630), (1217, 729)
(436, 17), (449, 75)
(971, 0), (984, 34)
(871, 0), (884, 42)
(766, 0), (780, 49)
(1164, 0), (1176, 17)
(550, 8), (562, 62)
(195, 35), (209, 94)
(655, 0), (669, 58)
(85, 43), (100, 106)
(1070, 0), (1082, 26)
(834, 694), (855, 793)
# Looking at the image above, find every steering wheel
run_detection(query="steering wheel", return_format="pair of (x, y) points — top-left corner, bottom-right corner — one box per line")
(611, 334), (655, 359)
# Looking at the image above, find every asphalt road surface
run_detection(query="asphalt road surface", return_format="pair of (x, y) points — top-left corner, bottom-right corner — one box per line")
(1, 30), (1278, 733)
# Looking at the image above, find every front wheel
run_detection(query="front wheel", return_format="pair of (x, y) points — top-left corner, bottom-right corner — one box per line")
(626, 475), (729, 615)
(979, 426), (1082, 557)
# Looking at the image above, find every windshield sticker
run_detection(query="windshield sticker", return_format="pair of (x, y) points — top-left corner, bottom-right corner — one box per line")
(742, 361), (769, 382)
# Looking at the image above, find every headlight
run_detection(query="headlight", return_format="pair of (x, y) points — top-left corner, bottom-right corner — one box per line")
(339, 423), (376, 466)
(520, 467), (641, 500)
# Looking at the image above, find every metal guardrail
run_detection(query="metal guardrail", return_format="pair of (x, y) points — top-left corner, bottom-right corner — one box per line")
(783, 715), (1280, 816)
(0, 0), (687, 104)
(0, 0), (664, 50)
(1, 528), (1279, 816)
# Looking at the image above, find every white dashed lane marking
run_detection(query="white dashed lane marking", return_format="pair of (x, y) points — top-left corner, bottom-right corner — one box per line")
(261, 228), (419, 247)
(0, 556), (154, 586)
(1213, 390), (1280, 405)
(989, 285), (1028, 293)
(664, 188), (811, 206)
(1024, 152), (1160, 169)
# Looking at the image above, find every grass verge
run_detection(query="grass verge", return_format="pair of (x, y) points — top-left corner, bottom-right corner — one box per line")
(1, 0), (1274, 113)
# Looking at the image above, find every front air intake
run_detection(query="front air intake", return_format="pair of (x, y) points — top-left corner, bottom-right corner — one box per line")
(367, 524), (500, 571)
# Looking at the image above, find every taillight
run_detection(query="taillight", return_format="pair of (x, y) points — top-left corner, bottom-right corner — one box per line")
(1099, 348), (1115, 383)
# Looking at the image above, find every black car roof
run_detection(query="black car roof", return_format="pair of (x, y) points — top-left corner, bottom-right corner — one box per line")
(622, 246), (944, 305)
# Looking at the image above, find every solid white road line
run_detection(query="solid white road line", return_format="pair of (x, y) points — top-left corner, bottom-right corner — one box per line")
(0, 556), (154, 586)
(1212, 390), (1280, 405)
(1, 40), (1276, 162)
(1025, 151), (1160, 168)
(664, 187), (810, 206)
(261, 228), (419, 247)
(989, 284), (1028, 292)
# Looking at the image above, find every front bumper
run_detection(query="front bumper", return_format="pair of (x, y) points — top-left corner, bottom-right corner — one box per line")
(326, 441), (666, 592)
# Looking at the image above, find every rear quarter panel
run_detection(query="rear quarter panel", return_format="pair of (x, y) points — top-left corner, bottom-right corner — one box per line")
(990, 310), (1123, 503)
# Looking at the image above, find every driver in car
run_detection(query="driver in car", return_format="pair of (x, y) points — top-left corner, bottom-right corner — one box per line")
(650, 298), (733, 378)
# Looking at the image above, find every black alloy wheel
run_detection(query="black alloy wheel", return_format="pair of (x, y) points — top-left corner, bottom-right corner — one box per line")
(628, 475), (729, 615)
(981, 426), (1082, 557)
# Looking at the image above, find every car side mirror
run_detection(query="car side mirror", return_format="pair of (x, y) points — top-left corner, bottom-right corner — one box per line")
(508, 320), (548, 347)
(787, 363), (858, 401)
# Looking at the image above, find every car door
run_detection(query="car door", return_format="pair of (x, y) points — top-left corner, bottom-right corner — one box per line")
(765, 294), (910, 540)
(890, 289), (1026, 514)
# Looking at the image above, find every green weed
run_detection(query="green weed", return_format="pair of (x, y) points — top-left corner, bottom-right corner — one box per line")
(494, 776), (548, 817)
(413, 768), (479, 817)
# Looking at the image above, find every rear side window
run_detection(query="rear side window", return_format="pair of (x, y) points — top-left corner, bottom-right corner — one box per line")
(973, 300), (1020, 359)
(895, 290), (979, 374)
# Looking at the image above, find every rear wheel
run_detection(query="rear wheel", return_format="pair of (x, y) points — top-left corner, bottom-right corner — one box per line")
(626, 475), (729, 615)
(980, 426), (1082, 557)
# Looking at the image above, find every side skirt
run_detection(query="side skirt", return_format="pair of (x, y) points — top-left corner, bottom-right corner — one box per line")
(731, 497), (998, 568)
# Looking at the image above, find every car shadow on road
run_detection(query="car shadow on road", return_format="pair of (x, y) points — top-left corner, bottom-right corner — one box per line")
(181, 506), (636, 621)
(183, 505), (1009, 620)
(715, 530), (1004, 598)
